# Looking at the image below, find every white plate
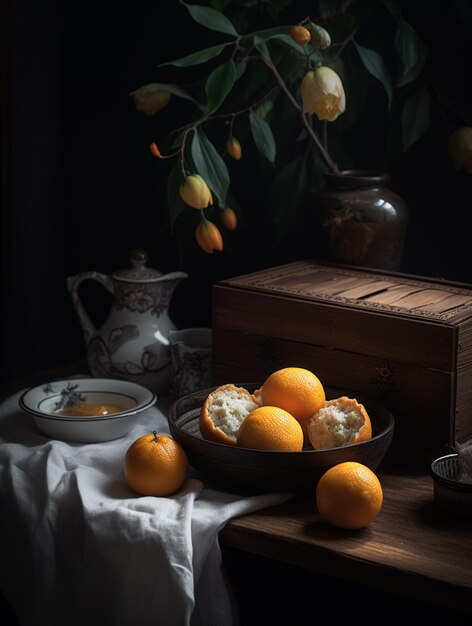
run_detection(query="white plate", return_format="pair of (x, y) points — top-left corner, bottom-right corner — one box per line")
(19, 378), (157, 442)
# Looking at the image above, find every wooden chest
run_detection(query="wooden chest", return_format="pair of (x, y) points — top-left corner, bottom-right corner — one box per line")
(211, 260), (472, 470)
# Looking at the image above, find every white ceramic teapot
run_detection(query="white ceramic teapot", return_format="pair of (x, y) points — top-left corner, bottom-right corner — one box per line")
(67, 249), (188, 394)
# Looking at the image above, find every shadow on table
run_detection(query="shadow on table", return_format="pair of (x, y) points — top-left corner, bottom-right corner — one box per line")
(221, 547), (471, 626)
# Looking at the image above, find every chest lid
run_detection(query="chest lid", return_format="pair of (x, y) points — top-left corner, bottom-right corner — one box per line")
(221, 260), (472, 325)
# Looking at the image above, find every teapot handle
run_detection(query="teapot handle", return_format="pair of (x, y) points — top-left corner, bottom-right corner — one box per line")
(66, 271), (114, 345)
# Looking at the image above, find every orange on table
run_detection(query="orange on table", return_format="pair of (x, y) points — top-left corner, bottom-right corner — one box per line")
(315, 461), (383, 529)
(260, 367), (326, 423)
(124, 431), (188, 497)
(236, 405), (303, 452)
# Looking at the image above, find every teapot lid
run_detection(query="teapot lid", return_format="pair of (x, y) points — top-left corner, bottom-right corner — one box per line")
(112, 249), (164, 282)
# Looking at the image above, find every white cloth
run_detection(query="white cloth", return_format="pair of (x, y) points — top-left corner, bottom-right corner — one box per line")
(0, 389), (294, 626)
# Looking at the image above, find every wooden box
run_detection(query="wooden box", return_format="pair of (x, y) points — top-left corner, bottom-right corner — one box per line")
(212, 260), (472, 469)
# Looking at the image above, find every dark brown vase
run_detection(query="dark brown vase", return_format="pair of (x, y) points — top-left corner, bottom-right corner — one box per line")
(313, 170), (409, 271)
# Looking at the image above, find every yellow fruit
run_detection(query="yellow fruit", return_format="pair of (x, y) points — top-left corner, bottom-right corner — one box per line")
(226, 137), (242, 160)
(195, 218), (223, 254)
(237, 405), (303, 452)
(260, 367), (325, 423)
(221, 207), (237, 231)
(124, 431), (188, 497)
(290, 25), (311, 47)
(315, 462), (383, 529)
(133, 85), (171, 115)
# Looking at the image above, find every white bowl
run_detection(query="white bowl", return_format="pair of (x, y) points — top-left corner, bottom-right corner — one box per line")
(19, 378), (156, 443)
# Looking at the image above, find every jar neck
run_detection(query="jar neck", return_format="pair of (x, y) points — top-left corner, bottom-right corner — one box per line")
(325, 170), (390, 190)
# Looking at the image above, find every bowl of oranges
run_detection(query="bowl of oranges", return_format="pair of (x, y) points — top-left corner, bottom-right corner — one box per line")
(167, 367), (394, 493)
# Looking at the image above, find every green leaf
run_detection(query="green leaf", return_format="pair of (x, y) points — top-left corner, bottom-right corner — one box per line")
(152, 83), (199, 105)
(204, 59), (236, 117)
(267, 33), (306, 54)
(249, 110), (276, 164)
(234, 61), (247, 81)
(395, 20), (427, 87)
(180, 0), (238, 36)
(250, 25), (292, 40)
(191, 129), (230, 208)
(353, 42), (393, 108)
(308, 49), (324, 65)
(159, 44), (228, 68)
(253, 35), (271, 61)
(254, 100), (274, 120)
(167, 164), (187, 231)
(402, 86), (430, 151)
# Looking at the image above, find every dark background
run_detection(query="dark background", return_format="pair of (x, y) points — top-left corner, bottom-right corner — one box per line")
(1, 0), (471, 384)
(1, 4), (471, 624)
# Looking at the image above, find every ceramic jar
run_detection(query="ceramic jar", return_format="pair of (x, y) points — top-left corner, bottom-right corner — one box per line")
(313, 170), (409, 271)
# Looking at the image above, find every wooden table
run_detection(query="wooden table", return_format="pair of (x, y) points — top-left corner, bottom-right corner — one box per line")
(221, 472), (472, 620)
(2, 365), (471, 622)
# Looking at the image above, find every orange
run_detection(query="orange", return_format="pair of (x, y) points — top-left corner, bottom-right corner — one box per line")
(315, 462), (383, 529)
(124, 431), (188, 497)
(307, 396), (372, 450)
(199, 383), (259, 446)
(260, 367), (326, 423)
(236, 405), (303, 451)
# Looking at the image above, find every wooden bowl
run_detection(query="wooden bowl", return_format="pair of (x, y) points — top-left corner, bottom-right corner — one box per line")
(167, 383), (395, 493)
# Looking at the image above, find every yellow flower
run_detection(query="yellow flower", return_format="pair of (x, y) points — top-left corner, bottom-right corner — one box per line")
(448, 127), (472, 175)
(195, 218), (223, 254)
(179, 175), (213, 209)
(132, 83), (171, 115)
(300, 66), (346, 122)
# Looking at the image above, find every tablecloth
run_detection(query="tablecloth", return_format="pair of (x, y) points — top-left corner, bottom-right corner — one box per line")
(0, 388), (295, 626)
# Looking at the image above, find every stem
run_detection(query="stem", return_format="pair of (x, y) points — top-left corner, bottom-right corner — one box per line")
(210, 85), (278, 122)
(332, 27), (357, 59)
(259, 55), (339, 173)
(229, 115), (235, 137)
(180, 127), (192, 178)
